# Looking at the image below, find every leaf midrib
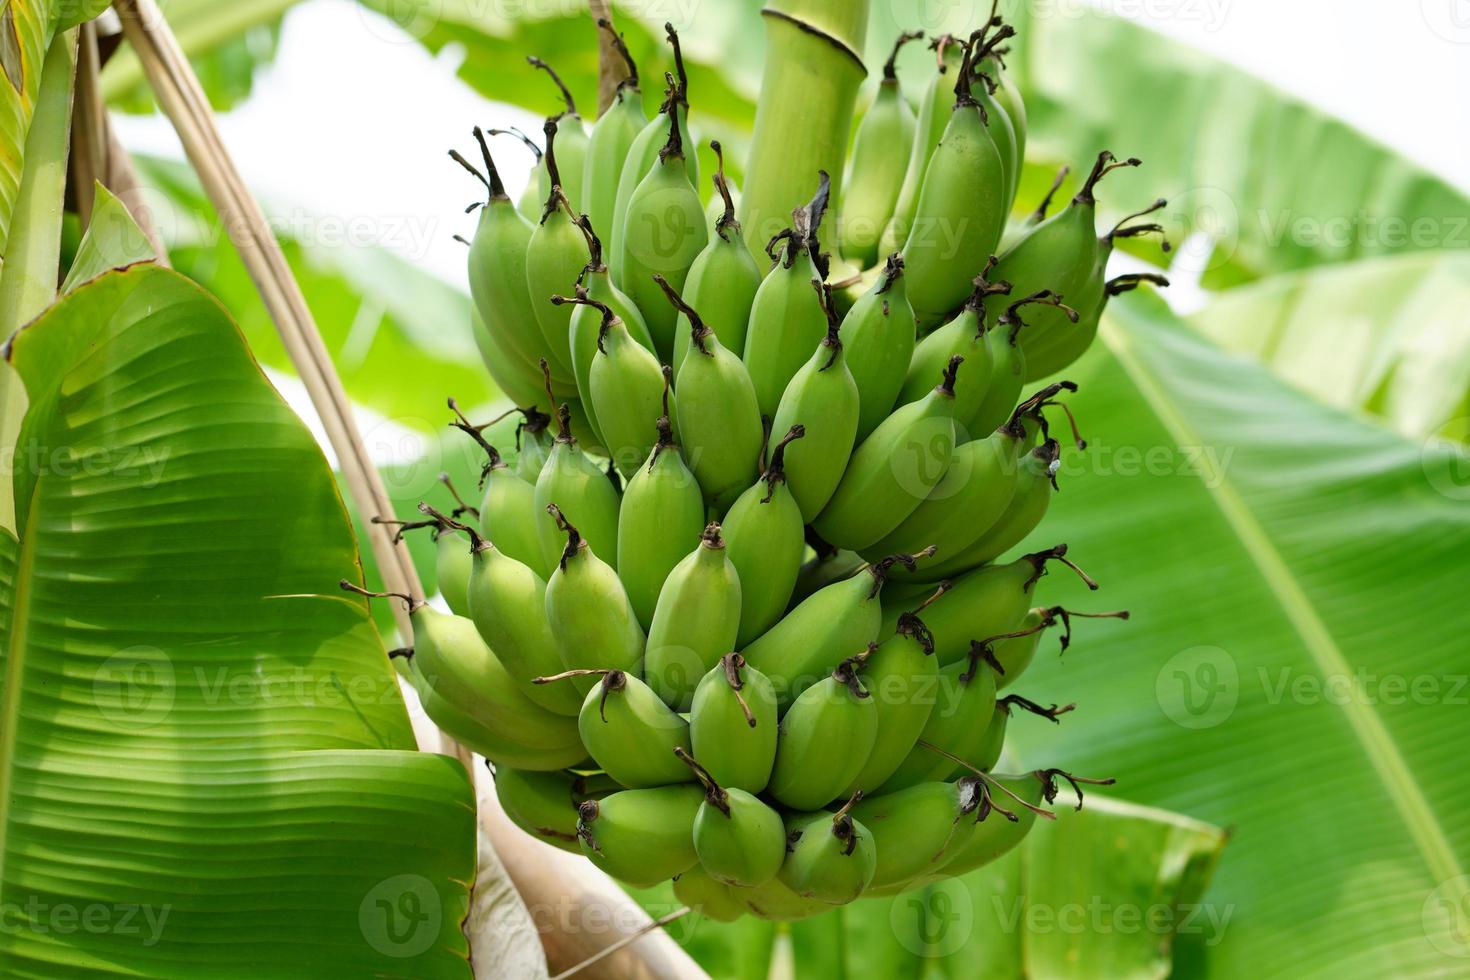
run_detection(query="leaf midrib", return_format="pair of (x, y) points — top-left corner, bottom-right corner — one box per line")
(0, 479), (38, 891)
(1101, 313), (1467, 900)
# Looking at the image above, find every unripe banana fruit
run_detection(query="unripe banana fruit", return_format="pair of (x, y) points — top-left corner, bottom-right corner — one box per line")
(616, 394), (706, 628)
(558, 669), (693, 788)
(678, 748), (787, 887)
(582, 21), (647, 240)
(769, 282), (861, 523)
(576, 784), (703, 888)
(779, 793), (878, 904)
(853, 778), (982, 893)
(840, 255), (918, 443)
(721, 427), (808, 646)
(645, 523), (742, 710)
(689, 654), (779, 794)
(743, 173), (833, 418)
(533, 406), (622, 573)
(838, 31), (922, 269)
(663, 277), (764, 512)
(673, 142), (761, 372)
(542, 507), (645, 696)
(495, 767), (608, 854)
(768, 652), (879, 811)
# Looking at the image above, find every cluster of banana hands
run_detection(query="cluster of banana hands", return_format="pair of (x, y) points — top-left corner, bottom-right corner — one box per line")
(349, 10), (1167, 921)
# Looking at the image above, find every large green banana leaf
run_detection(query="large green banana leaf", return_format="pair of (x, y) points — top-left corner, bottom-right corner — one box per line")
(0, 261), (476, 976)
(999, 292), (1470, 977)
(1187, 251), (1470, 444)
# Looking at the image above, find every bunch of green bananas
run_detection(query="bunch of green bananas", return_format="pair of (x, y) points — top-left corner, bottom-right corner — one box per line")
(352, 6), (1171, 920)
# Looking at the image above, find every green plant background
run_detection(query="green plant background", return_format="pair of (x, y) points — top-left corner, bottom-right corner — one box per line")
(2, 0), (1467, 976)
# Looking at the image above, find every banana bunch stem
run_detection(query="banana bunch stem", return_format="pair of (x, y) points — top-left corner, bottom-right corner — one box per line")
(740, 0), (871, 256)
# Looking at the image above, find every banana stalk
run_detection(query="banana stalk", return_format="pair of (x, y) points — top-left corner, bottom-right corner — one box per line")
(740, 0), (870, 257)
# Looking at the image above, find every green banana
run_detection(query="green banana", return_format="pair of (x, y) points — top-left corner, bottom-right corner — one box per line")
(969, 699), (1010, 773)
(853, 778), (982, 894)
(673, 141), (761, 372)
(917, 438), (1063, 582)
(888, 545), (1098, 667)
(678, 748), (786, 888)
(581, 20), (647, 239)
(609, 25), (699, 290)
(779, 793), (878, 904)
(660, 276), (764, 512)
(646, 523), (743, 711)
(875, 654), (998, 792)
(435, 529), (472, 617)
(556, 216), (656, 449)
(532, 405), (622, 572)
(616, 393), (707, 628)
(869, 383), (1074, 563)
(414, 508), (581, 718)
(897, 262), (1010, 429)
(342, 584), (585, 763)
(880, 34), (964, 259)
(840, 254), (919, 443)
(541, 506), (645, 696)
(981, 43), (1027, 189)
(672, 867), (746, 923)
(1023, 219), (1172, 381)
(969, 25), (1021, 207)
(526, 56), (590, 211)
(742, 172), (833, 418)
(722, 427), (808, 646)
(743, 552), (929, 710)
(969, 292), (1079, 436)
(769, 281), (861, 523)
(737, 876), (833, 922)
(573, 294), (675, 477)
(576, 784), (704, 888)
(448, 401), (550, 576)
(838, 31), (923, 269)
(494, 767), (608, 854)
(689, 654), (779, 794)
(549, 669), (693, 788)
(401, 651), (588, 771)
(621, 97), (710, 363)
(989, 152), (1164, 378)
(901, 34), (1009, 326)
(454, 129), (575, 392)
(812, 356), (963, 552)
(844, 586), (948, 796)
(524, 119), (591, 376)
(768, 652), (880, 811)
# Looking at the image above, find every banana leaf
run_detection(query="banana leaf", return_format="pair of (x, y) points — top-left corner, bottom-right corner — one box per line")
(0, 261), (476, 976)
(1187, 251), (1470, 444)
(1002, 291), (1470, 977)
